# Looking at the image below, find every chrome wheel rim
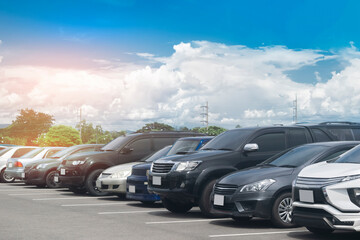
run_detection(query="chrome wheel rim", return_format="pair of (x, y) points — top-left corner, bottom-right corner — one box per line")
(278, 197), (293, 223)
(3, 172), (14, 182)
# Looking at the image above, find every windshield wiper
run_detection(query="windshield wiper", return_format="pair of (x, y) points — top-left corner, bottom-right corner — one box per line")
(217, 148), (233, 151)
(278, 164), (297, 168)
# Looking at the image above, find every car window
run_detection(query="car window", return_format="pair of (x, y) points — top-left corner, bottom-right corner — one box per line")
(128, 139), (151, 153)
(72, 147), (97, 155)
(202, 129), (252, 151)
(11, 148), (36, 158)
(142, 145), (172, 162)
(153, 137), (178, 150)
(20, 148), (44, 158)
(353, 129), (360, 140)
(250, 133), (286, 152)
(167, 140), (201, 155)
(0, 148), (12, 156)
(44, 149), (63, 158)
(288, 129), (309, 148)
(327, 128), (354, 140)
(318, 148), (353, 163)
(312, 128), (332, 142)
(335, 145), (360, 164)
(101, 135), (128, 151)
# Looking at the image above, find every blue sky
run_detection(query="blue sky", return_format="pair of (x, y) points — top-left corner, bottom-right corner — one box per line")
(0, 0), (360, 130)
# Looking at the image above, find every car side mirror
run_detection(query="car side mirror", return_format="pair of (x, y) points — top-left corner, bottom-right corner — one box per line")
(243, 143), (259, 152)
(120, 146), (133, 154)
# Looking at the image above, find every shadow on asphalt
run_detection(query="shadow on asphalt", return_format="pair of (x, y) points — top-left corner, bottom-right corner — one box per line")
(287, 231), (360, 239)
(209, 217), (275, 229)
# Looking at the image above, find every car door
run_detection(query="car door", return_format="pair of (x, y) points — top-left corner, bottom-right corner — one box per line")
(237, 130), (287, 169)
(118, 138), (153, 164)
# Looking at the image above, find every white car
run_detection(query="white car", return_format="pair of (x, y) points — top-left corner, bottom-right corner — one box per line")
(292, 144), (360, 234)
(5, 147), (64, 181)
(0, 146), (38, 182)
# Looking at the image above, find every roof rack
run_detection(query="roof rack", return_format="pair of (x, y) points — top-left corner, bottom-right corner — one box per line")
(319, 121), (360, 125)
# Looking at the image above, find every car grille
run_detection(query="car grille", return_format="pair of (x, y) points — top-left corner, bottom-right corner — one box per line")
(296, 176), (344, 187)
(131, 168), (147, 176)
(214, 183), (238, 195)
(151, 163), (175, 174)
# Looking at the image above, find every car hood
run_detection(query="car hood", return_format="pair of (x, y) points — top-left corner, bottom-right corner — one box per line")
(155, 150), (234, 163)
(132, 162), (152, 170)
(219, 166), (294, 186)
(103, 162), (142, 174)
(65, 150), (115, 161)
(299, 162), (360, 178)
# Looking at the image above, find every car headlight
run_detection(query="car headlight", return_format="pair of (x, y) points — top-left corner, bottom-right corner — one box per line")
(111, 170), (131, 179)
(240, 179), (276, 192)
(36, 163), (49, 169)
(348, 188), (360, 207)
(342, 174), (360, 182)
(72, 160), (86, 165)
(175, 161), (202, 172)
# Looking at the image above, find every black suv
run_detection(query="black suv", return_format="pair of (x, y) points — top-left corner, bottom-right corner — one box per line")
(57, 131), (203, 195)
(148, 122), (360, 217)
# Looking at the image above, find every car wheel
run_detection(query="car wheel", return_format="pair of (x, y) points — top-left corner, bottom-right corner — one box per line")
(162, 198), (193, 213)
(85, 169), (109, 196)
(306, 227), (334, 235)
(231, 216), (252, 222)
(69, 187), (87, 194)
(271, 192), (296, 228)
(0, 169), (15, 183)
(199, 179), (218, 217)
(45, 170), (61, 188)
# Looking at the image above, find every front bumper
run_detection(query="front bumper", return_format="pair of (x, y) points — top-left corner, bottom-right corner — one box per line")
(292, 201), (360, 231)
(96, 177), (126, 194)
(24, 168), (47, 185)
(4, 168), (25, 179)
(210, 191), (275, 219)
(57, 166), (85, 187)
(147, 171), (198, 202)
(126, 175), (160, 201)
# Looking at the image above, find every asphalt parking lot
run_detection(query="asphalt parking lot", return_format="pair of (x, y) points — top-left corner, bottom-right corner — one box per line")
(1, 182), (359, 240)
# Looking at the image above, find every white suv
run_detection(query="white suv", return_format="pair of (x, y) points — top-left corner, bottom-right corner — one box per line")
(292, 144), (360, 234)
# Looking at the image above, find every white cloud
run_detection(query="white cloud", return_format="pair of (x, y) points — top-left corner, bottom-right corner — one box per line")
(1, 41), (360, 130)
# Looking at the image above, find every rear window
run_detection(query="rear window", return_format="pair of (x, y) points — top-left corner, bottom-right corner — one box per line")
(20, 148), (44, 159)
(312, 129), (332, 142)
(12, 148), (37, 158)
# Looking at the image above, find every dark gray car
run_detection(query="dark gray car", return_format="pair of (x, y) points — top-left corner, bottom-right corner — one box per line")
(210, 141), (360, 227)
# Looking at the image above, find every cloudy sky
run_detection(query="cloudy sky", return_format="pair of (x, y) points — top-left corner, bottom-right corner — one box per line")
(1, 0), (360, 131)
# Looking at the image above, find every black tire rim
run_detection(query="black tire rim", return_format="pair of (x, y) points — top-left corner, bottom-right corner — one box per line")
(47, 172), (58, 188)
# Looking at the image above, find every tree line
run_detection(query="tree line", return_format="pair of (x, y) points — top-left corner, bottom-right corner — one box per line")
(0, 109), (228, 147)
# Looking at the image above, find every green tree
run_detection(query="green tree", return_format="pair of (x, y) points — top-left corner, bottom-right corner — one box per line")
(235, 124), (242, 128)
(192, 126), (227, 136)
(137, 122), (175, 133)
(76, 120), (125, 144)
(3, 108), (54, 145)
(36, 125), (81, 147)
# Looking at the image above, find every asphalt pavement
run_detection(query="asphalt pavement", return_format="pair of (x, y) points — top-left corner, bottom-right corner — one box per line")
(0, 182), (359, 240)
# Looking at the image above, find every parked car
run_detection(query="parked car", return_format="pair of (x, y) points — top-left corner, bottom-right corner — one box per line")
(25, 144), (104, 188)
(127, 136), (213, 203)
(5, 147), (64, 180)
(148, 122), (360, 217)
(0, 146), (38, 183)
(57, 131), (204, 196)
(210, 141), (359, 227)
(96, 145), (172, 198)
(292, 143), (360, 234)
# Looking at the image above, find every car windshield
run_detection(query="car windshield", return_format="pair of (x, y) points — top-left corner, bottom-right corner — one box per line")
(49, 146), (81, 159)
(20, 148), (44, 159)
(101, 135), (128, 151)
(0, 148), (12, 156)
(335, 145), (360, 164)
(201, 129), (252, 151)
(142, 145), (172, 163)
(262, 145), (328, 168)
(167, 139), (201, 155)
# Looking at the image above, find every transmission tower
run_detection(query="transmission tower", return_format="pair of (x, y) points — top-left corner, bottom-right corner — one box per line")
(293, 95), (298, 123)
(201, 101), (209, 132)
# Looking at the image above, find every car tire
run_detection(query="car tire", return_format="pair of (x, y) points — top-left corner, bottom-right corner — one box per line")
(162, 198), (193, 213)
(141, 201), (156, 205)
(199, 179), (218, 217)
(69, 187), (87, 194)
(85, 169), (110, 196)
(45, 170), (61, 188)
(0, 169), (15, 183)
(271, 192), (296, 228)
(306, 227), (334, 234)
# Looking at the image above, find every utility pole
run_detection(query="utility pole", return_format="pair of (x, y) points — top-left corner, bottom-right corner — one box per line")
(201, 101), (209, 132)
(293, 95), (298, 123)
(79, 107), (82, 140)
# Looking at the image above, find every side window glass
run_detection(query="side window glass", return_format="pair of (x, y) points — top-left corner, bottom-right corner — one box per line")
(312, 129), (332, 142)
(327, 128), (354, 140)
(73, 147), (96, 155)
(44, 149), (61, 158)
(12, 148), (36, 158)
(128, 139), (151, 153)
(288, 129), (308, 147)
(153, 137), (178, 150)
(352, 129), (360, 140)
(251, 133), (286, 152)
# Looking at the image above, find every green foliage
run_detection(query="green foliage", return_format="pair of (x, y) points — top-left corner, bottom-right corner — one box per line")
(137, 122), (175, 133)
(0, 136), (26, 145)
(3, 108), (54, 145)
(235, 124), (242, 128)
(36, 125), (81, 147)
(191, 126), (227, 136)
(76, 120), (125, 144)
